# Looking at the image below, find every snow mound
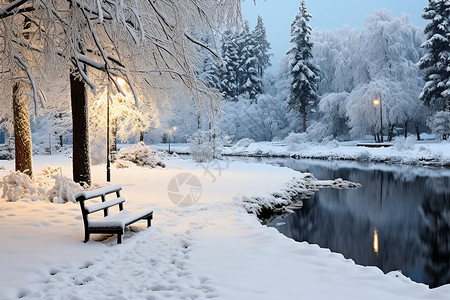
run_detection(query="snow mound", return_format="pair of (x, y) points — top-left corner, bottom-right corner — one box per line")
(115, 142), (166, 168)
(235, 138), (255, 148)
(393, 136), (415, 151)
(237, 173), (361, 222)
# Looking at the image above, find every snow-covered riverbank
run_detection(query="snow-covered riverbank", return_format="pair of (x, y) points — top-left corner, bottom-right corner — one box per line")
(154, 139), (450, 167)
(1, 155), (449, 299)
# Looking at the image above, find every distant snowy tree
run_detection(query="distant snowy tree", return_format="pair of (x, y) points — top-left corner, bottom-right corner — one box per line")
(427, 110), (450, 140)
(287, 1), (319, 133)
(306, 10), (426, 141)
(253, 15), (271, 78)
(419, 0), (450, 112)
(316, 92), (350, 139)
(238, 22), (262, 101)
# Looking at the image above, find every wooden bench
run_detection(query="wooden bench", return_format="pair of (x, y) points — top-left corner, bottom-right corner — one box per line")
(75, 185), (153, 244)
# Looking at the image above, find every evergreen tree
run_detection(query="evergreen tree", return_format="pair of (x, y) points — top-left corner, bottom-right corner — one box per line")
(253, 15), (272, 78)
(220, 30), (240, 101)
(287, 0), (319, 132)
(198, 37), (221, 91)
(238, 22), (262, 101)
(419, 0), (450, 112)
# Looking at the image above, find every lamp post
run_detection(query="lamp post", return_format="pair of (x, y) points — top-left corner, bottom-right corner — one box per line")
(373, 94), (383, 143)
(168, 126), (177, 153)
(106, 85), (111, 182)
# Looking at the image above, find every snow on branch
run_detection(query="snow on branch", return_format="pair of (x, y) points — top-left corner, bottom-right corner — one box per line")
(0, 0), (30, 19)
(75, 60), (97, 94)
(13, 54), (43, 115)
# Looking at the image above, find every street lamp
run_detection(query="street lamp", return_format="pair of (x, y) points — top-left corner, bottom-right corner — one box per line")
(106, 86), (111, 182)
(373, 94), (383, 143)
(168, 126), (177, 153)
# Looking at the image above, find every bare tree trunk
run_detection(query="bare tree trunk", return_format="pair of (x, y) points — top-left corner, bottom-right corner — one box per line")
(302, 110), (306, 133)
(404, 120), (408, 138)
(70, 71), (91, 186)
(13, 81), (33, 178)
(416, 126), (421, 141)
(388, 124), (394, 142)
(59, 113), (63, 147)
(139, 131), (144, 142)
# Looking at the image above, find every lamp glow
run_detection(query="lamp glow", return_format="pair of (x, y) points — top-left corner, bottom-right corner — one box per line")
(373, 228), (379, 255)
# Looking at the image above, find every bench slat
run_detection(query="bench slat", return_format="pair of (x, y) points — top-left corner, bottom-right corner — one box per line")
(75, 184), (122, 201)
(88, 209), (153, 228)
(85, 197), (125, 214)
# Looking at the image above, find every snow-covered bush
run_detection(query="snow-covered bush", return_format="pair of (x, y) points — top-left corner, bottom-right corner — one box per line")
(189, 129), (232, 162)
(393, 136), (416, 151)
(115, 142), (165, 168)
(283, 132), (310, 151)
(1, 167), (84, 203)
(1, 171), (45, 202)
(189, 131), (213, 162)
(47, 174), (84, 203)
(427, 111), (450, 140)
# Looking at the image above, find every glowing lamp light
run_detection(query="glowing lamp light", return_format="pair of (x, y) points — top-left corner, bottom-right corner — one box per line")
(373, 228), (379, 255)
(373, 99), (380, 106)
(168, 126), (177, 153)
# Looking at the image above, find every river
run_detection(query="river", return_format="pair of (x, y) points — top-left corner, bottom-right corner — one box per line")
(237, 157), (450, 288)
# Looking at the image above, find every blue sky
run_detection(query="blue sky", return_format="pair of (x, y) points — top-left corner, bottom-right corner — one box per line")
(241, 0), (428, 72)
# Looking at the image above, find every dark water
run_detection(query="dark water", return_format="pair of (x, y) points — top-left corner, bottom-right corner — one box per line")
(258, 158), (450, 288)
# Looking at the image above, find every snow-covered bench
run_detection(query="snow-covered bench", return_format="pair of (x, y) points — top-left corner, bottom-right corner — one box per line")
(75, 185), (153, 244)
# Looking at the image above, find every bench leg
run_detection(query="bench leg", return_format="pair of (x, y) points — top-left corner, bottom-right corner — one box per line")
(84, 232), (90, 243)
(117, 234), (122, 244)
(147, 218), (152, 227)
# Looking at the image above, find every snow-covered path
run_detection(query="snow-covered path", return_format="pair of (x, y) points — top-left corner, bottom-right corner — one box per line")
(1, 156), (449, 299)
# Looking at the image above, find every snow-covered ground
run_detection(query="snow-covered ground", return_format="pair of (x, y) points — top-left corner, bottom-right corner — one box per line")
(1, 155), (449, 299)
(153, 139), (450, 167)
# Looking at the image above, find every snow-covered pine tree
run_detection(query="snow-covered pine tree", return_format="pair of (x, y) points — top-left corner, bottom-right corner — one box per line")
(238, 21), (262, 101)
(220, 30), (240, 101)
(287, 0), (319, 133)
(198, 35), (221, 91)
(253, 15), (272, 78)
(419, 0), (450, 112)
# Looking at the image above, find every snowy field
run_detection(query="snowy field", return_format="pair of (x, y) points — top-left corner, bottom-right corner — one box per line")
(1, 155), (450, 299)
(154, 139), (450, 167)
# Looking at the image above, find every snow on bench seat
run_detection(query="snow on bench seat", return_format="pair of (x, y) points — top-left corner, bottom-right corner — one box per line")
(88, 208), (154, 229)
(75, 184), (123, 200)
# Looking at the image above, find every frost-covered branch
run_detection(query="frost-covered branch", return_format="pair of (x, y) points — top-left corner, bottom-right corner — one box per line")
(13, 54), (43, 115)
(0, 0), (30, 19)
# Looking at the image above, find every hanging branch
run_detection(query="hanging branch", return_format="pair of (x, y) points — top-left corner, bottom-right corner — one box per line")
(13, 53), (43, 115)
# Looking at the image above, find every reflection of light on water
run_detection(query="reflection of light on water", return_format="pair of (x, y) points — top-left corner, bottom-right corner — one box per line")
(373, 228), (379, 255)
